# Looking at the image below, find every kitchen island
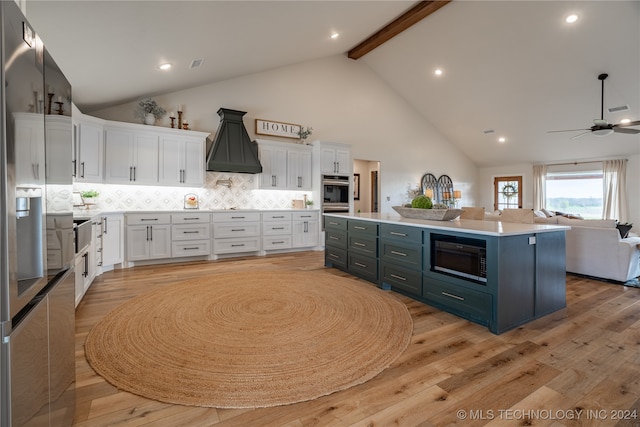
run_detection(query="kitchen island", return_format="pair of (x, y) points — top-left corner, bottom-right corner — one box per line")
(324, 212), (570, 334)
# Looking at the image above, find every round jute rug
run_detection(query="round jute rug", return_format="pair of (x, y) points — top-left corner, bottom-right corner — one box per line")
(84, 270), (413, 408)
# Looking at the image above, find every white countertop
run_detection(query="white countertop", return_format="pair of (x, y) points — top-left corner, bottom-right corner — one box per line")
(325, 212), (570, 237)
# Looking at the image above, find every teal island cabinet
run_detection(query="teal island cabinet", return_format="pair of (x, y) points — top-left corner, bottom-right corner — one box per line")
(324, 212), (569, 334)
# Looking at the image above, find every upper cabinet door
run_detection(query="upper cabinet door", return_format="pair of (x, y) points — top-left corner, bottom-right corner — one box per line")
(158, 136), (204, 186)
(104, 128), (134, 183)
(319, 144), (351, 176)
(286, 147), (312, 190)
(258, 143), (287, 189)
(130, 133), (159, 185)
(76, 119), (104, 182)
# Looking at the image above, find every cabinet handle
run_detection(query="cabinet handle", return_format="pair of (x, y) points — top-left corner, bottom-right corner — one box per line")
(353, 242), (366, 247)
(183, 217), (201, 221)
(328, 253), (339, 259)
(390, 274), (406, 281)
(298, 176), (302, 188)
(231, 243), (245, 247)
(103, 217), (108, 234)
(149, 225), (153, 241)
(390, 250), (407, 257)
(140, 218), (158, 221)
(333, 161), (337, 173)
(272, 175), (276, 187)
(336, 162), (340, 173)
(390, 231), (407, 237)
(182, 231), (199, 234)
(441, 292), (465, 301)
(304, 221), (308, 233)
(146, 226), (150, 241)
(183, 247), (200, 251)
(354, 262), (367, 268)
(231, 216), (245, 219)
(354, 226), (366, 230)
(83, 253), (88, 277)
(80, 161), (85, 178)
(272, 215), (285, 219)
(272, 227), (285, 230)
(329, 236), (339, 240)
(133, 166), (137, 181)
(231, 228), (245, 232)
(72, 160), (76, 178)
(272, 241), (285, 245)
(328, 221), (339, 226)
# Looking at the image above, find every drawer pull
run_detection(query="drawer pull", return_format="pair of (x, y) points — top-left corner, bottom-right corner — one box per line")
(390, 274), (406, 281)
(441, 292), (465, 301)
(354, 226), (366, 230)
(140, 218), (159, 222)
(272, 215), (285, 219)
(272, 241), (285, 244)
(390, 250), (407, 257)
(353, 242), (366, 247)
(231, 228), (245, 232)
(183, 247), (200, 251)
(328, 222), (339, 226)
(183, 217), (201, 221)
(300, 215), (312, 218)
(329, 253), (340, 259)
(231, 244), (245, 247)
(354, 262), (367, 268)
(231, 216), (246, 219)
(272, 227), (285, 230)
(329, 236), (340, 240)
(390, 231), (407, 237)
(182, 231), (199, 234)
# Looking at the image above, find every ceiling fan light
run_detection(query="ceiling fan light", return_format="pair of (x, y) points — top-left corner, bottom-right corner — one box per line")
(592, 128), (613, 136)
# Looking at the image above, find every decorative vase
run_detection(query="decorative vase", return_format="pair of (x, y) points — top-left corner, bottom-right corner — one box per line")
(144, 113), (156, 125)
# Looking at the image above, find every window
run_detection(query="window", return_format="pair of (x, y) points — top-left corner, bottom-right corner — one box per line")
(545, 171), (603, 219)
(494, 176), (522, 211)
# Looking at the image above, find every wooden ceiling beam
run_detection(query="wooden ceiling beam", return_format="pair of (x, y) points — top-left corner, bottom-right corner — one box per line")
(347, 0), (451, 60)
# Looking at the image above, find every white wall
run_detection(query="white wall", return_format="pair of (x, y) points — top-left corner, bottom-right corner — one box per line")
(478, 154), (640, 231)
(90, 55), (478, 214)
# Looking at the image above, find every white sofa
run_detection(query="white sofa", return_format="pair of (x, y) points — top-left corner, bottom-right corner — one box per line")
(556, 217), (640, 282)
(485, 211), (640, 282)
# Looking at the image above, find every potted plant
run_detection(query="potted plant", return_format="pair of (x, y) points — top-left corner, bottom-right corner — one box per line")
(297, 126), (313, 144)
(305, 199), (314, 209)
(80, 189), (99, 205)
(135, 98), (166, 125)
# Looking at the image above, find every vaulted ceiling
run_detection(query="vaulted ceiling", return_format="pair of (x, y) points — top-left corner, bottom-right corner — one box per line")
(26, 1), (640, 167)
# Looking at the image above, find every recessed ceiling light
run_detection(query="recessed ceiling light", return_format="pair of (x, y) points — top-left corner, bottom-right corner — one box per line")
(498, 137), (506, 143)
(434, 68), (443, 76)
(159, 63), (172, 70)
(620, 118), (631, 124)
(565, 14), (578, 24)
(330, 32), (339, 40)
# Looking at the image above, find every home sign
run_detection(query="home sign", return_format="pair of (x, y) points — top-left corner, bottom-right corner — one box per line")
(255, 119), (301, 139)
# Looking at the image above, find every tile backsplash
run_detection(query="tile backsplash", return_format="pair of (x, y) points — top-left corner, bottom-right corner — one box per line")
(72, 172), (313, 213)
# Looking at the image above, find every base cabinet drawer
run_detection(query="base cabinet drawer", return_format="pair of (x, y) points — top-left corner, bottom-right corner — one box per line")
(325, 246), (347, 269)
(424, 279), (492, 325)
(213, 237), (261, 254)
(325, 230), (347, 250)
(213, 222), (260, 238)
(348, 253), (378, 283)
(381, 241), (421, 269)
(349, 234), (378, 257)
(263, 235), (293, 250)
(381, 263), (421, 296)
(172, 240), (211, 258)
(172, 224), (210, 240)
(325, 216), (347, 231)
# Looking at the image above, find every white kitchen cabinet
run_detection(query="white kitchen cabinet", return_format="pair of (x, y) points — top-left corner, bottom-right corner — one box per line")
(126, 213), (172, 261)
(100, 213), (123, 269)
(257, 139), (312, 190)
(13, 112), (45, 187)
(292, 211), (319, 248)
(44, 115), (73, 184)
(262, 211), (292, 251)
(286, 146), (312, 190)
(318, 143), (351, 176)
(212, 211), (261, 256)
(104, 125), (158, 185)
(74, 228), (96, 308)
(258, 142), (287, 189)
(171, 212), (211, 258)
(159, 135), (206, 187)
(75, 115), (104, 182)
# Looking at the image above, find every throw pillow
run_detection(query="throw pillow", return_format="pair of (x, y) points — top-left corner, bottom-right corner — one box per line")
(557, 217), (617, 228)
(616, 222), (633, 239)
(542, 208), (555, 217)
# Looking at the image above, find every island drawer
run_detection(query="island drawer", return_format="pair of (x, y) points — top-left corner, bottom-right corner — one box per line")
(348, 253), (378, 283)
(381, 241), (422, 270)
(325, 216), (347, 231)
(325, 229), (347, 250)
(348, 220), (378, 236)
(380, 223), (422, 244)
(325, 246), (347, 269)
(348, 234), (378, 257)
(423, 278), (492, 325)
(381, 263), (422, 296)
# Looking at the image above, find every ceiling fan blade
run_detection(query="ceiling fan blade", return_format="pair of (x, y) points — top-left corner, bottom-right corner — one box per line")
(613, 127), (640, 134)
(570, 131), (591, 140)
(547, 129), (590, 133)
(615, 120), (640, 127)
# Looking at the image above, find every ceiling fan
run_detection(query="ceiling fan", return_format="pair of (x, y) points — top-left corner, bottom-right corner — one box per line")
(548, 73), (640, 139)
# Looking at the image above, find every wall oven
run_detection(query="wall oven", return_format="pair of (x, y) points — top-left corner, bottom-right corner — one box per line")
(322, 175), (350, 213)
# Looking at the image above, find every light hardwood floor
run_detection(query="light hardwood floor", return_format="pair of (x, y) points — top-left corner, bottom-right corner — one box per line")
(72, 251), (640, 427)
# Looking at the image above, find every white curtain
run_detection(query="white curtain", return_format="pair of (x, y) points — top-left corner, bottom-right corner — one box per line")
(602, 159), (628, 222)
(532, 164), (547, 211)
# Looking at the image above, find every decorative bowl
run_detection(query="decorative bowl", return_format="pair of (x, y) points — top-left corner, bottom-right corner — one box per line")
(392, 206), (463, 221)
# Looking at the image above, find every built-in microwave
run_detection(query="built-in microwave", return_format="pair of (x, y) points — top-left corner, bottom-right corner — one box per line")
(432, 235), (487, 284)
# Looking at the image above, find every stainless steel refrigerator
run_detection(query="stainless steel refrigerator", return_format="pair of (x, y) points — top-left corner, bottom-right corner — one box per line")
(1, 2), (75, 426)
